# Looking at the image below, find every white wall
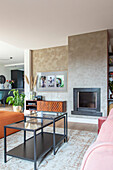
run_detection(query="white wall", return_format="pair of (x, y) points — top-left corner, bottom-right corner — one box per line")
(24, 49), (31, 99)
(0, 64), (11, 80)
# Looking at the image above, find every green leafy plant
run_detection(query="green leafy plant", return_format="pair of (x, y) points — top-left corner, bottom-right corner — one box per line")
(6, 89), (25, 107)
(109, 81), (113, 93)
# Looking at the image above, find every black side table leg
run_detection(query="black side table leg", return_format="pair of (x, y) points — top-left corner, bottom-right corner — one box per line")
(34, 131), (37, 170)
(24, 117), (26, 143)
(41, 112), (43, 134)
(64, 116), (66, 143)
(66, 113), (68, 142)
(53, 120), (56, 155)
(24, 130), (26, 143)
(4, 127), (7, 163)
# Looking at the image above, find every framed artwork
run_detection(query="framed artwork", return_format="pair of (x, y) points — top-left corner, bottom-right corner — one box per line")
(39, 76), (46, 88)
(37, 71), (67, 92)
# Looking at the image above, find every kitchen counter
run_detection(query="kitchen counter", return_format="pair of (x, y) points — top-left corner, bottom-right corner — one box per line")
(0, 88), (24, 91)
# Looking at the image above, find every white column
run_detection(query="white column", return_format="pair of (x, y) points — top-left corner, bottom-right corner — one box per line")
(24, 49), (31, 100)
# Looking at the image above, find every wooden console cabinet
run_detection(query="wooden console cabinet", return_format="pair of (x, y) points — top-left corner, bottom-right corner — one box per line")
(37, 101), (66, 112)
(26, 100), (66, 112)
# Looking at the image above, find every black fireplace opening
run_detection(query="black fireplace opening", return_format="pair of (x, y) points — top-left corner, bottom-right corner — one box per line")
(71, 88), (102, 117)
(78, 92), (97, 109)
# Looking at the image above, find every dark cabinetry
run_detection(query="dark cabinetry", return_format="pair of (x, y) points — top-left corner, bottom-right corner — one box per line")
(11, 70), (24, 89)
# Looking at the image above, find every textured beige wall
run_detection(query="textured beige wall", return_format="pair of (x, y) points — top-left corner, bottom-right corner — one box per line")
(68, 30), (108, 117)
(31, 31), (108, 118)
(31, 45), (68, 102)
(32, 46), (68, 77)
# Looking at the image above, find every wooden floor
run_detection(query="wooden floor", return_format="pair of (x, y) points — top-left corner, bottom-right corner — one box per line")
(0, 105), (98, 132)
(54, 119), (98, 132)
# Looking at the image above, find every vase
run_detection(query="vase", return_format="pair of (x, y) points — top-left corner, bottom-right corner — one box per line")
(30, 91), (33, 100)
(30, 91), (36, 100)
(9, 84), (12, 89)
(0, 84), (4, 89)
(13, 106), (22, 112)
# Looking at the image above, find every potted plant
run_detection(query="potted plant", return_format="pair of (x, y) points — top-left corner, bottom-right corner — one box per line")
(6, 89), (25, 112)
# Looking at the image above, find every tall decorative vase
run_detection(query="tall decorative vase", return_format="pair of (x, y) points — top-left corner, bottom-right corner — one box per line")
(30, 91), (36, 100)
(9, 84), (12, 89)
(30, 91), (33, 100)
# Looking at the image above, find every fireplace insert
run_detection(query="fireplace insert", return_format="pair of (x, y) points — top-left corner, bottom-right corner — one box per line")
(71, 88), (102, 116)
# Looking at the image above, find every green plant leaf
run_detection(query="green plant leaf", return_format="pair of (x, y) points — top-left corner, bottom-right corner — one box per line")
(6, 89), (25, 107)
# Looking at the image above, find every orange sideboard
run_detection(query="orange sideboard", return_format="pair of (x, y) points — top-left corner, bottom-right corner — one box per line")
(37, 101), (66, 112)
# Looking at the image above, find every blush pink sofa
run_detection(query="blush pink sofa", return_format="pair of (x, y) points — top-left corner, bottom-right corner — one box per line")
(81, 108), (113, 170)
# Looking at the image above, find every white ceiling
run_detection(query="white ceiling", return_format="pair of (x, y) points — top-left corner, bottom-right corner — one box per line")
(0, 41), (24, 64)
(0, 0), (113, 50)
(1, 0), (113, 66)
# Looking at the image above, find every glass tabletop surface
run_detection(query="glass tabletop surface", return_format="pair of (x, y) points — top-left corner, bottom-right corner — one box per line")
(24, 111), (65, 120)
(5, 118), (53, 131)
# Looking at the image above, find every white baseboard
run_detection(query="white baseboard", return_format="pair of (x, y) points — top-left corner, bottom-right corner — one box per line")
(68, 116), (98, 124)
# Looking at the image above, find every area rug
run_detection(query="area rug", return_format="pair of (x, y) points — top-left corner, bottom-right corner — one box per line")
(0, 127), (97, 170)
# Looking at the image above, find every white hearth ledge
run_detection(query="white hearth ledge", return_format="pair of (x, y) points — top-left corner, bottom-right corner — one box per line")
(68, 116), (98, 124)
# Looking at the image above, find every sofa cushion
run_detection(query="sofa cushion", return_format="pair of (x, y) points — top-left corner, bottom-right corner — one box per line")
(81, 108), (113, 170)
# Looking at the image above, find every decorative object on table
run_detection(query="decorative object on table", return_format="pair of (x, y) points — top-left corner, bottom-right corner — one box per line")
(9, 84), (11, 89)
(25, 75), (37, 90)
(30, 91), (36, 100)
(0, 91), (6, 107)
(109, 55), (113, 65)
(109, 80), (113, 98)
(25, 75), (38, 100)
(0, 75), (6, 84)
(0, 84), (5, 89)
(109, 72), (113, 77)
(6, 80), (14, 89)
(0, 75), (6, 89)
(25, 75), (29, 85)
(6, 89), (25, 112)
(37, 71), (67, 92)
(35, 95), (42, 101)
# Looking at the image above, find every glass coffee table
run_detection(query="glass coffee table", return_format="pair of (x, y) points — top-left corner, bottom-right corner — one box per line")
(4, 112), (68, 170)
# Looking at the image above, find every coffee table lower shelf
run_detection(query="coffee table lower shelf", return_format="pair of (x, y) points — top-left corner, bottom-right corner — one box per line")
(7, 132), (64, 162)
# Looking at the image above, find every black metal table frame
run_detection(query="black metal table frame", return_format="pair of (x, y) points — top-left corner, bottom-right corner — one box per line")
(4, 112), (68, 170)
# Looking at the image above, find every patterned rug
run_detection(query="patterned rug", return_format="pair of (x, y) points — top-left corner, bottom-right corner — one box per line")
(0, 127), (97, 170)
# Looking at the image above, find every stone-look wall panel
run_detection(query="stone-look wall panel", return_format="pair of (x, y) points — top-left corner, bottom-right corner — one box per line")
(68, 30), (108, 117)
(32, 46), (68, 77)
(31, 46), (68, 105)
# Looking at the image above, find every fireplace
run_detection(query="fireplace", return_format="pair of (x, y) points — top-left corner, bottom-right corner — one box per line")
(71, 88), (102, 116)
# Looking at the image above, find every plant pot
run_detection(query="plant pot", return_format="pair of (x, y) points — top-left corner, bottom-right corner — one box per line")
(13, 106), (22, 112)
